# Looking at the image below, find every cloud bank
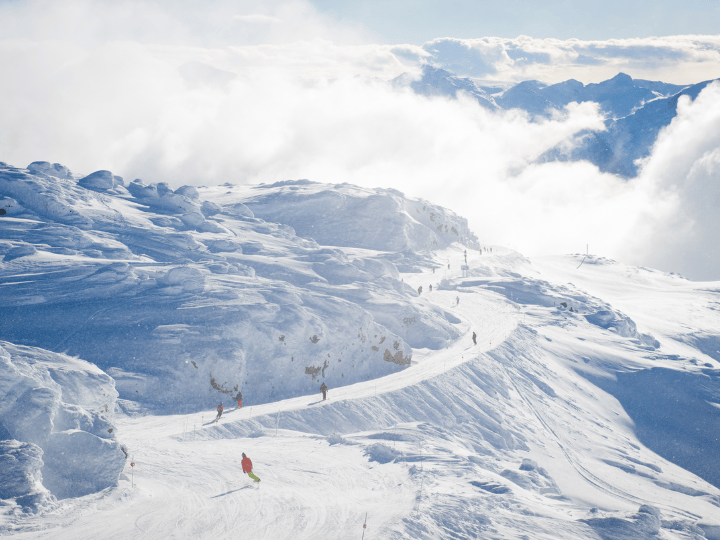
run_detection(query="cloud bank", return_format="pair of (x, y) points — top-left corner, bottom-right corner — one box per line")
(417, 35), (720, 84)
(1, 0), (720, 279)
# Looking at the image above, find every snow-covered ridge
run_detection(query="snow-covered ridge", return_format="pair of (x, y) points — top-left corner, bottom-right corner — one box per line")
(201, 179), (480, 254)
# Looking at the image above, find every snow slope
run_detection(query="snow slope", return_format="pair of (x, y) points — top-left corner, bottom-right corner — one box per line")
(2, 164), (720, 538)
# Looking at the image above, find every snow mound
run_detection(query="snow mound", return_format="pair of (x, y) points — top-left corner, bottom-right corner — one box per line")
(78, 170), (124, 192)
(581, 505), (661, 540)
(127, 179), (201, 215)
(365, 442), (402, 464)
(0, 342), (125, 504)
(26, 161), (73, 179)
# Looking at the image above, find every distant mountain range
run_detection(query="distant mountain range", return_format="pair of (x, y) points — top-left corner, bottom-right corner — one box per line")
(393, 66), (718, 177)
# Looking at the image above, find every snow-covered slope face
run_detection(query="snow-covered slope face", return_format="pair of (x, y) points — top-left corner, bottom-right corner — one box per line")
(203, 179), (479, 254)
(0, 341), (125, 511)
(0, 163), (466, 412)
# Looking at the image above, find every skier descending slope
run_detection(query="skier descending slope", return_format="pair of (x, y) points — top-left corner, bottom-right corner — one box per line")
(242, 452), (260, 483)
(320, 382), (328, 401)
(235, 391), (242, 409)
(215, 403), (223, 421)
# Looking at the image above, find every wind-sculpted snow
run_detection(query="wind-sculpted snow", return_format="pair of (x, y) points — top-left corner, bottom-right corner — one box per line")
(0, 161), (464, 411)
(0, 341), (124, 509)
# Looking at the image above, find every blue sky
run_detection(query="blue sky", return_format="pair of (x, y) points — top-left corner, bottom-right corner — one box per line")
(309, 0), (720, 43)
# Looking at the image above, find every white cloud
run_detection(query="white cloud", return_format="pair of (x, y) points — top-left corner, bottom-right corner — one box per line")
(620, 82), (720, 280)
(233, 14), (282, 24)
(422, 35), (720, 84)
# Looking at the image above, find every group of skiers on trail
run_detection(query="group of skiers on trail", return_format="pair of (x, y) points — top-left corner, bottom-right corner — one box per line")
(215, 391), (244, 421)
(212, 383), (329, 484)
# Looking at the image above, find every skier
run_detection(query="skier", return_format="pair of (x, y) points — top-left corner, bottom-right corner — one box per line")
(472, 331), (477, 345)
(215, 403), (223, 421)
(235, 391), (243, 409)
(242, 452), (260, 483)
(320, 382), (328, 401)
(429, 284), (432, 292)
(417, 285), (422, 295)
(456, 296), (460, 306)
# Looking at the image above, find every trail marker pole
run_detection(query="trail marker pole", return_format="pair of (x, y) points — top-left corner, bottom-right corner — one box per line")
(334, 409), (337, 435)
(275, 410), (280, 436)
(131, 457), (135, 489)
(361, 512), (368, 540)
(193, 424), (196, 441)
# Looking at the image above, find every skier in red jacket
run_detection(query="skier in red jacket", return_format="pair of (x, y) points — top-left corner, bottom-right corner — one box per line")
(242, 452), (260, 483)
